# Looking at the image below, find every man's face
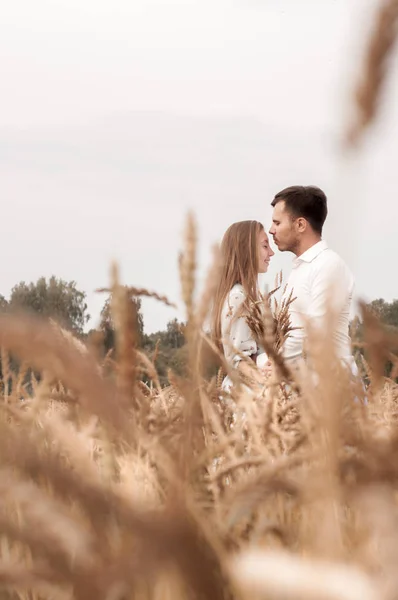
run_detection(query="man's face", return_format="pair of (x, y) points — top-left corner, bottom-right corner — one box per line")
(269, 200), (299, 253)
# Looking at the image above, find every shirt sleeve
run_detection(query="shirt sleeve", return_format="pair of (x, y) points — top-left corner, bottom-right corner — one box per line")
(223, 289), (258, 368)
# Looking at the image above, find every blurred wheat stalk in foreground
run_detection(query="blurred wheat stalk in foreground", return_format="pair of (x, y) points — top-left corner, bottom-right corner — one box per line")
(0, 1), (397, 599)
(0, 218), (396, 600)
(345, 0), (398, 148)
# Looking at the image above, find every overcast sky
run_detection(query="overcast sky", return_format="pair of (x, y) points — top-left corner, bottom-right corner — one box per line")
(2, 0), (398, 332)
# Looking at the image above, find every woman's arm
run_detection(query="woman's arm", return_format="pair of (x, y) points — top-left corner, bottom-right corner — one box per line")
(224, 290), (257, 362)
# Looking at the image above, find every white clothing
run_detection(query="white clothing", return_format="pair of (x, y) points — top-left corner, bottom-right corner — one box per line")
(220, 284), (266, 391)
(282, 240), (355, 366)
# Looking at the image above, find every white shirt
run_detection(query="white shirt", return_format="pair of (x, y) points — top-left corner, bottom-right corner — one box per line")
(282, 240), (355, 365)
(220, 284), (267, 390)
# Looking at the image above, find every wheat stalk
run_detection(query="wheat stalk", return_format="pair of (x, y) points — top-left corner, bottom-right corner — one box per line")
(345, 0), (398, 147)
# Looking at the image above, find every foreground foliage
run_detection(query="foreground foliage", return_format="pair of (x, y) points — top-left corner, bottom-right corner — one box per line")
(0, 214), (396, 600)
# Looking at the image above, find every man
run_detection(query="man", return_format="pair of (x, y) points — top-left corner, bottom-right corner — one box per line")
(269, 185), (357, 373)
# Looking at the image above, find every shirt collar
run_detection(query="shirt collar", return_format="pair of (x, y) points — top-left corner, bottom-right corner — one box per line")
(293, 240), (328, 266)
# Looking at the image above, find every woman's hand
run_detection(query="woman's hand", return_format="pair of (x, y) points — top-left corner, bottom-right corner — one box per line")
(239, 359), (272, 387)
(261, 359), (273, 379)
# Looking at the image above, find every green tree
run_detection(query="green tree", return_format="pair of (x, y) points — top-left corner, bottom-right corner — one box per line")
(351, 298), (398, 380)
(9, 276), (89, 334)
(99, 295), (144, 353)
(143, 317), (221, 386)
(143, 319), (187, 386)
(369, 298), (398, 328)
(0, 295), (8, 312)
(163, 318), (185, 349)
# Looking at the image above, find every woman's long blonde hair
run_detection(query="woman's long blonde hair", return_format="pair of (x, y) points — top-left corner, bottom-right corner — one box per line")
(211, 220), (264, 350)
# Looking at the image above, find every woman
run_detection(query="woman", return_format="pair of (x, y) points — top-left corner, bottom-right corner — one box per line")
(211, 220), (274, 392)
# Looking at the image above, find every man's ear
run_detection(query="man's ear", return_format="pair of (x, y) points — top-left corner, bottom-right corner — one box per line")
(296, 217), (307, 233)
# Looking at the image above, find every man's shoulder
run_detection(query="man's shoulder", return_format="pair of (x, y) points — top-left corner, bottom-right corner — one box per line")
(313, 247), (354, 283)
(316, 246), (351, 269)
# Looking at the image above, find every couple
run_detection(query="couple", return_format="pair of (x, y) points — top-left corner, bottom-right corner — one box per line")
(211, 185), (356, 392)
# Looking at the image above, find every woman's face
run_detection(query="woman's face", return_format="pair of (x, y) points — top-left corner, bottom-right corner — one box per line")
(258, 229), (274, 273)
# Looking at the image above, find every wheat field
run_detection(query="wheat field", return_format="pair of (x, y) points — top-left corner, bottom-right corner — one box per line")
(1, 1), (398, 598)
(0, 226), (396, 600)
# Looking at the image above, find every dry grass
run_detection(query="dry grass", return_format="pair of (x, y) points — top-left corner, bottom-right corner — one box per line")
(0, 222), (396, 600)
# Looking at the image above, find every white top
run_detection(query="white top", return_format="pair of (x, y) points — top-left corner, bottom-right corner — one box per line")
(220, 284), (267, 392)
(221, 284), (258, 368)
(282, 240), (354, 364)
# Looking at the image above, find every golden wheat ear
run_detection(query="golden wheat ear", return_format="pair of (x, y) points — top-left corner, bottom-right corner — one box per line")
(179, 211), (197, 326)
(0, 312), (133, 441)
(345, 0), (398, 148)
(96, 286), (176, 308)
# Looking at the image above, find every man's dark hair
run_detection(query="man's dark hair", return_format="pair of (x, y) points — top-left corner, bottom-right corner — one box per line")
(271, 185), (328, 235)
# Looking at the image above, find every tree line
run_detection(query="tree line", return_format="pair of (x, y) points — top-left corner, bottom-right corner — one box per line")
(0, 276), (187, 386)
(0, 276), (397, 386)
